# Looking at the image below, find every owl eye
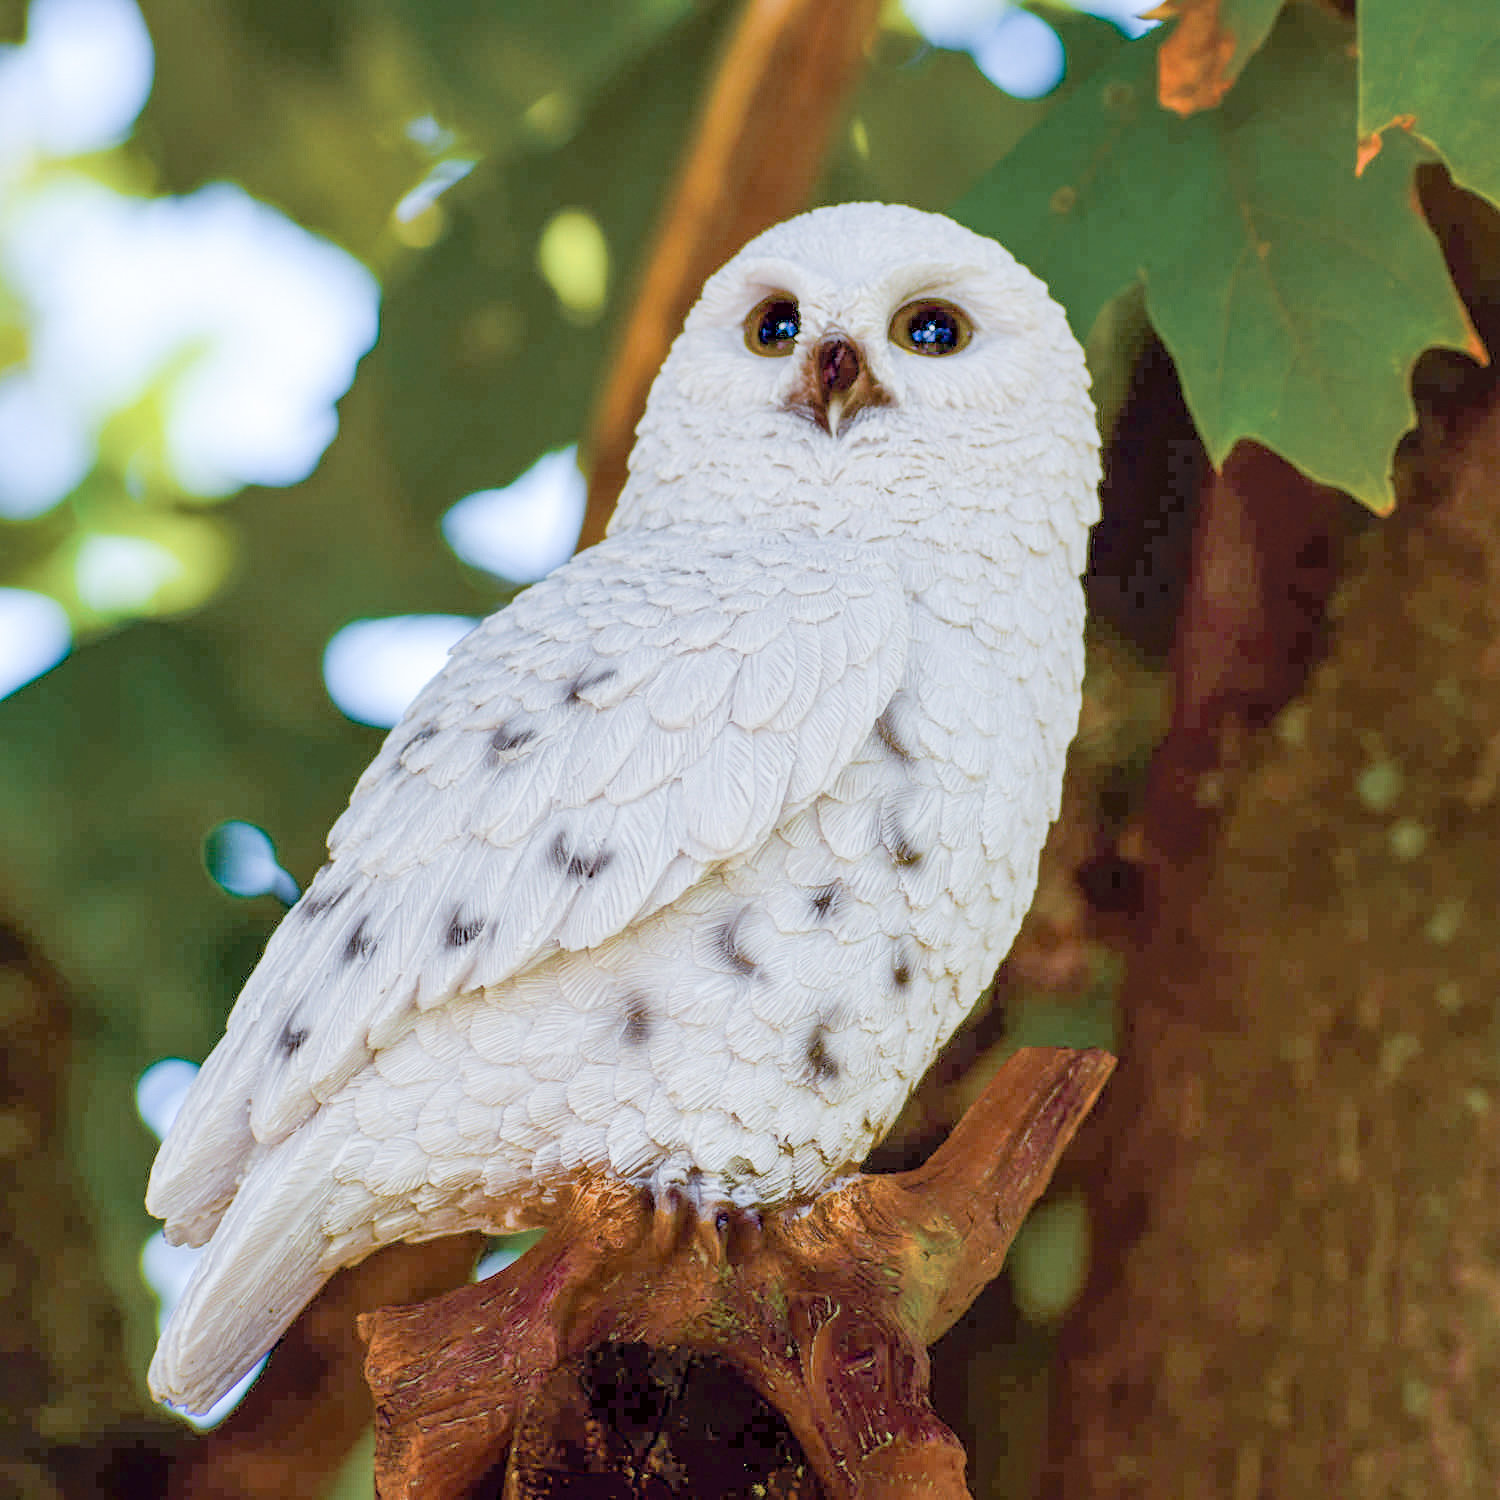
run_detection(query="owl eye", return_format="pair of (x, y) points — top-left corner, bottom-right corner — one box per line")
(745, 295), (800, 356)
(890, 300), (972, 357)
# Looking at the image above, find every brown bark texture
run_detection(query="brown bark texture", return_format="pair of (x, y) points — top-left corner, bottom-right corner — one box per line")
(1042, 305), (1500, 1492)
(361, 1046), (1114, 1499)
(0, 921), (149, 1500)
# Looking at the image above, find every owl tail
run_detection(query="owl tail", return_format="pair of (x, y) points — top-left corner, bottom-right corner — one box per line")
(147, 1101), (362, 1416)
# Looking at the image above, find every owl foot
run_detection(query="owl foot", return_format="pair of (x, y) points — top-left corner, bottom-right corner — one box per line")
(649, 1184), (765, 1267)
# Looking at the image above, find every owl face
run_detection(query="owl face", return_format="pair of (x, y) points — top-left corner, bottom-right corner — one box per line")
(680, 203), (1068, 440)
(615, 202), (1097, 546)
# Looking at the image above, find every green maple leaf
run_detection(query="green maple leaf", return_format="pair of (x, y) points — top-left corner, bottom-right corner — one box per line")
(1358, 0), (1500, 212)
(957, 4), (1476, 512)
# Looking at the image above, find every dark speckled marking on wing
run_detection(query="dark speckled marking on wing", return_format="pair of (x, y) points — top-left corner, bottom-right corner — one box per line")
(622, 993), (653, 1046)
(548, 831), (614, 882)
(806, 1023), (839, 1082)
(278, 1022), (308, 1057)
(572, 848), (614, 880)
(446, 910), (486, 948)
(486, 723), (537, 765)
(809, 881), (843, 920)
(297, 880), (346, 922)
(891, 941), (914, 989)
(566, 666), (617, 704)
(343, 918), (377, 962)
(399, 723), (438, 761)
(712, 909), (758, 977)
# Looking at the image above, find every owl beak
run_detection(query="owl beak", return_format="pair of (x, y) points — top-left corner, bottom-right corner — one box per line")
(790, 332), (890, 437)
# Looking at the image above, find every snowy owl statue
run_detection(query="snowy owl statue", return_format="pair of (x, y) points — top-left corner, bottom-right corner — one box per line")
(146, 201), (1100, 1414)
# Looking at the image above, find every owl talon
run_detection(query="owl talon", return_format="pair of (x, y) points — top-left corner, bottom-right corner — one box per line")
(651, 1185), (689, 1255)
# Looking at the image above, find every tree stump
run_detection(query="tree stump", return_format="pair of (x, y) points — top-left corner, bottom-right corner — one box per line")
(361, 1046), (1113, 1498)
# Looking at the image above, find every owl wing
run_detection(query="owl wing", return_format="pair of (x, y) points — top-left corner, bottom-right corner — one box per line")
(148, 524), (909, 1243)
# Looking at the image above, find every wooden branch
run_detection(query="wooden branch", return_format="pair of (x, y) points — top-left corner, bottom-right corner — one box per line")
(361, 1047), (1114, 1498)
(579, 0), (882, 546)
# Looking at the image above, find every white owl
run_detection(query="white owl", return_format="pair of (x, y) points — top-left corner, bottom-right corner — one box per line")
(146, 202), (1100, 1414)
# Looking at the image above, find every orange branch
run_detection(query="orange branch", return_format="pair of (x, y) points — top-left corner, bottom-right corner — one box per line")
(580, 0), (882, 548)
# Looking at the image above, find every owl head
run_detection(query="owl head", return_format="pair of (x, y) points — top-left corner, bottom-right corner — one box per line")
(613, 202), (1099, 562)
